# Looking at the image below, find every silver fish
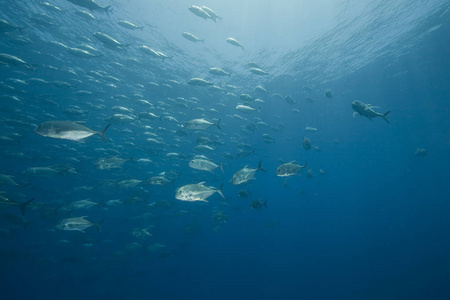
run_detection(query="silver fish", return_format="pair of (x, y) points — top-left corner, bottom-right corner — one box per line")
(175, 182), (224, 202)
(226, 38), (244, 50)
(276, 161), (307, 177)
(56, 216), (103, 232)
(184, 118), (220, 130)
(189, 158), (222, 173)
(232, 161), (266, 185)
(182, 32), (204, 42)
(352, 101), (390, 123)
(35, 121), (110, 142)
(117, 20), (144, 30)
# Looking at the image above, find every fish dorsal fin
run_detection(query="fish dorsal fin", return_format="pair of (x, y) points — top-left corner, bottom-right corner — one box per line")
(198, 181), (206, 185)
(289, 160), (296, 163)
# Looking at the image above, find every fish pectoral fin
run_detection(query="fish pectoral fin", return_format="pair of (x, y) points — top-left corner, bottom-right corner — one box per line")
(352, 112), (358, 118)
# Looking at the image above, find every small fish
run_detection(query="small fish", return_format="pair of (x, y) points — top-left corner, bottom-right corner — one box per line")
(352, 101), (390, 123)
(188, 5), (212, 21)
(67, 0), (111, 12)
(209, 68), (230, 77)
(56, 216), (104, 232)
(201, 6), (221, 21)
(226, 38), (244, 50)
(35, 121), (110, 142)
(236, 104), (259, 114)
(182, 32), (204, 42)
(303, 137), (312, 150)
(93, 32), (127, 48)
(250, 199), (267, 210)
(117, 20), (144, 30)
(188, 78), (213, 86)
(250, 67), (268, 75)
(184, 119), (220, 130)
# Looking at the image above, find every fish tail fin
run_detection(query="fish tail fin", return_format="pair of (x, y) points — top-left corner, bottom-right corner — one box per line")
(99, 124), (111, 142)
(382, 111), (391, 124)
(263, 199), (268, 208)
(304, 161), (308, 170)
(104, 5), (113, 15)
(217, 184), (225, 199)
(129, 154), (135, 161)
(96, 219), (104, 232)
(258, 160), (267, 172)
(20, 198), (34, 216)
(215, 119), (221, 129)
(220, 163), (224, 174)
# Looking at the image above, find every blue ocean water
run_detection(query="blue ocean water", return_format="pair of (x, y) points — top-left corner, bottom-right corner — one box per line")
(1, 0), (449, 299)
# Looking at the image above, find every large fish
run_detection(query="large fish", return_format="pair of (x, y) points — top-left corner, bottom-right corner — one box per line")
(352, 101), (390, 123)
(232, 161), (266, 185)
(35, 121), (110, 142)
(276, 161), (307, 177)
(175, 182), (224, 202)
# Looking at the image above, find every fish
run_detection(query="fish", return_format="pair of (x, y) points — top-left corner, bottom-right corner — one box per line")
(148, 176), (174, 186)
(305, 127), (319, 132)
(74, 10), (96, 20)
(67, 47), (100, 58)
(184, 119), (220, 130)
(303, 137), (312, 150)
(117, 20), (144, 30)
(236, 104), (259, 114)
(67, 0), (111, 12)
(175, 182), (224, 202)
(276, 161), (307, 177)
(352, 101), (390, 123)
(232, 161), (266, 185)
(188, 5), (212, 21)
(255, 85), (271, 94)
(415, 148), (427, 157)
(201, 6), (222, 21)
(189, 158), (222, 173)
(226, 38), (244, 50)
(139, 46), (169, 59)
(182, 32), (204, 42)
(250, 199), (267, 210)
(188, 78), (213, 86)
(0, 195), (34, 216)
(95, 155), (134, 170)
(56, 216), (104, 232)
(0, 53), (33, 68)
(93, 32), (127, 48)
(35, 121), (110, 142)
(250, 67), (268, 75)
(209, 68), (230, 77)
